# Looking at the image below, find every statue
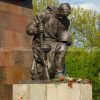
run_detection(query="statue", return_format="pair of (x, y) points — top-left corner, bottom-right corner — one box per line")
(26, 3), (72, 80)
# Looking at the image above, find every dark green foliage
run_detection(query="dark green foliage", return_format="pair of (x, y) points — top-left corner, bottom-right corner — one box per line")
(65, 47), (100, 99)
(66, 8), (100, 100)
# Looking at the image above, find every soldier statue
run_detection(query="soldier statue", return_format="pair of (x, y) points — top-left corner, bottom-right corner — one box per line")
(26, 3), (72, 80)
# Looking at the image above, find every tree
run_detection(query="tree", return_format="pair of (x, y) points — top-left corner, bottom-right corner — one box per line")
(66, 8), (100, 100)
(33, 0), (59, 16)
(69, 8), (100, 49)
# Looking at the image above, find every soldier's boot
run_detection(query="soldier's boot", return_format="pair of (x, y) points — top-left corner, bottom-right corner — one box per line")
(30, 59), (43, 80)
(55, 67), (65, 81)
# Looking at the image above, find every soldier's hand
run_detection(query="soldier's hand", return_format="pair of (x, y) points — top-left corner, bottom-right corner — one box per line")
(39, 23), (44, 33)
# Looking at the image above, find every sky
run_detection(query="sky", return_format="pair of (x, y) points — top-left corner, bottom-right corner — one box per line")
(59, 0), (100, 13)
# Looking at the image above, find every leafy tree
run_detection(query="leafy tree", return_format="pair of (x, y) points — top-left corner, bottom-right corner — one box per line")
(33, 0), (59, 16)
(66, 8), (100, 100)
(69, 8), (100, 49)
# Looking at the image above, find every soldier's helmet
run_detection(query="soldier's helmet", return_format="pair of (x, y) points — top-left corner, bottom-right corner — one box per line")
(59, 3), (71, 17)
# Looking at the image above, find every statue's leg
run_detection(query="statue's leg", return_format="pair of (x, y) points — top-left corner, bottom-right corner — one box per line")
(45, 41), (67, 79)
(55, 43), (68, 78)
(31, 46), (43, 80)
(30, 58), (37, 79)
(45, 41), (57, 79)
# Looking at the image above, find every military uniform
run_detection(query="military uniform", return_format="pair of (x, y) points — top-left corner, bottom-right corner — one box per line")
(26, 6), (72, 80)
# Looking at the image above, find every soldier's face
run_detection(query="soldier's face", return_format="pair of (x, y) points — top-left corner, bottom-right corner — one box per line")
(61, 5), (71, 17)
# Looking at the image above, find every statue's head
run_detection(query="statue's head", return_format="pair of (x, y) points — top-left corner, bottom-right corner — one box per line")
(58, 3), (71, 17)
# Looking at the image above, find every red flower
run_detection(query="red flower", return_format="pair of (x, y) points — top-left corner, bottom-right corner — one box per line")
(59, 76), (65, 82)
(68, 80), (73, 88)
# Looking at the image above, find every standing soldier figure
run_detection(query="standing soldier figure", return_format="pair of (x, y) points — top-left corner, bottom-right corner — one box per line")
(26, 3), (72, 80)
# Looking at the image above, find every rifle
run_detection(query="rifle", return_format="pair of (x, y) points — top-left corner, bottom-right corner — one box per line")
(40, 31), (50, 80)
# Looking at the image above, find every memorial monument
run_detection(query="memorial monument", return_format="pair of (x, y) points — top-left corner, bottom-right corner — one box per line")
(13, 2), (92, 100)
(0, 1), (92, 99)
(26, 3), (72, 80)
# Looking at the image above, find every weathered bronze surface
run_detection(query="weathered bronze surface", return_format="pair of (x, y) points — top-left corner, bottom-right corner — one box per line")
(26, 3), (72, 80)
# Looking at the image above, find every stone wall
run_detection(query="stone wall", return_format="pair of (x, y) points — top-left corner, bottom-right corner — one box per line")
(0, 0), (33, 99)
(0, 0), (33, 84)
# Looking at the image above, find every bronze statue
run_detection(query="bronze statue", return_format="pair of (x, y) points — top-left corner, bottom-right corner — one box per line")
(26, 3), (72, 80)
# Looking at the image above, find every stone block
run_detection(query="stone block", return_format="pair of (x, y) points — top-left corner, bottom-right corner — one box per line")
(0, 10), (11, 30)
(0, 10), (29, 33)
(47, 84), (81, 100)
(0, 1), (23, 15)
(30, 84), (46, 100)
(10, 13), (28, 33)
(0, 28), (32, 48)
(0, 1), (33, 16)
(0, 85), (12, 100)
(13, 83), (92, 100)
(81, 84), (92, 100)
(13, 84), (29, 100)
(0, 66), (6, 83)
(0, 50), (32, 67)
(0, 66), (31, 84)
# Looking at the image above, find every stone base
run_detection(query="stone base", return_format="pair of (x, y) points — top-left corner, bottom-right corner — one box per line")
(0, 85), (12, 100)
(13, 83), (92, 100)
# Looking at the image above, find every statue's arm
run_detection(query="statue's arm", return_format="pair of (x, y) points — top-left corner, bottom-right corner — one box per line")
(26, 17), (39, 36)
(37, 11), (46, 33)
(26, 11), (46, 36)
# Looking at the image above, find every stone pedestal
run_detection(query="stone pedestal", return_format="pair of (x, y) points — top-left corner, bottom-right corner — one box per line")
(13, 83), (92, 100)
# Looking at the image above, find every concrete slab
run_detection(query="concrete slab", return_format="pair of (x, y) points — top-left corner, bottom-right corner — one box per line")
(13, 84), (29, 100)
(30, 84), (46, 100)
(13, 83), (92, 100)
(80, 84), (92, 100)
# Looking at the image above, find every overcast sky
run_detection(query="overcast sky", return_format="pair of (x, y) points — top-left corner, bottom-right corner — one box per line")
(59, 0), (100, 13)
